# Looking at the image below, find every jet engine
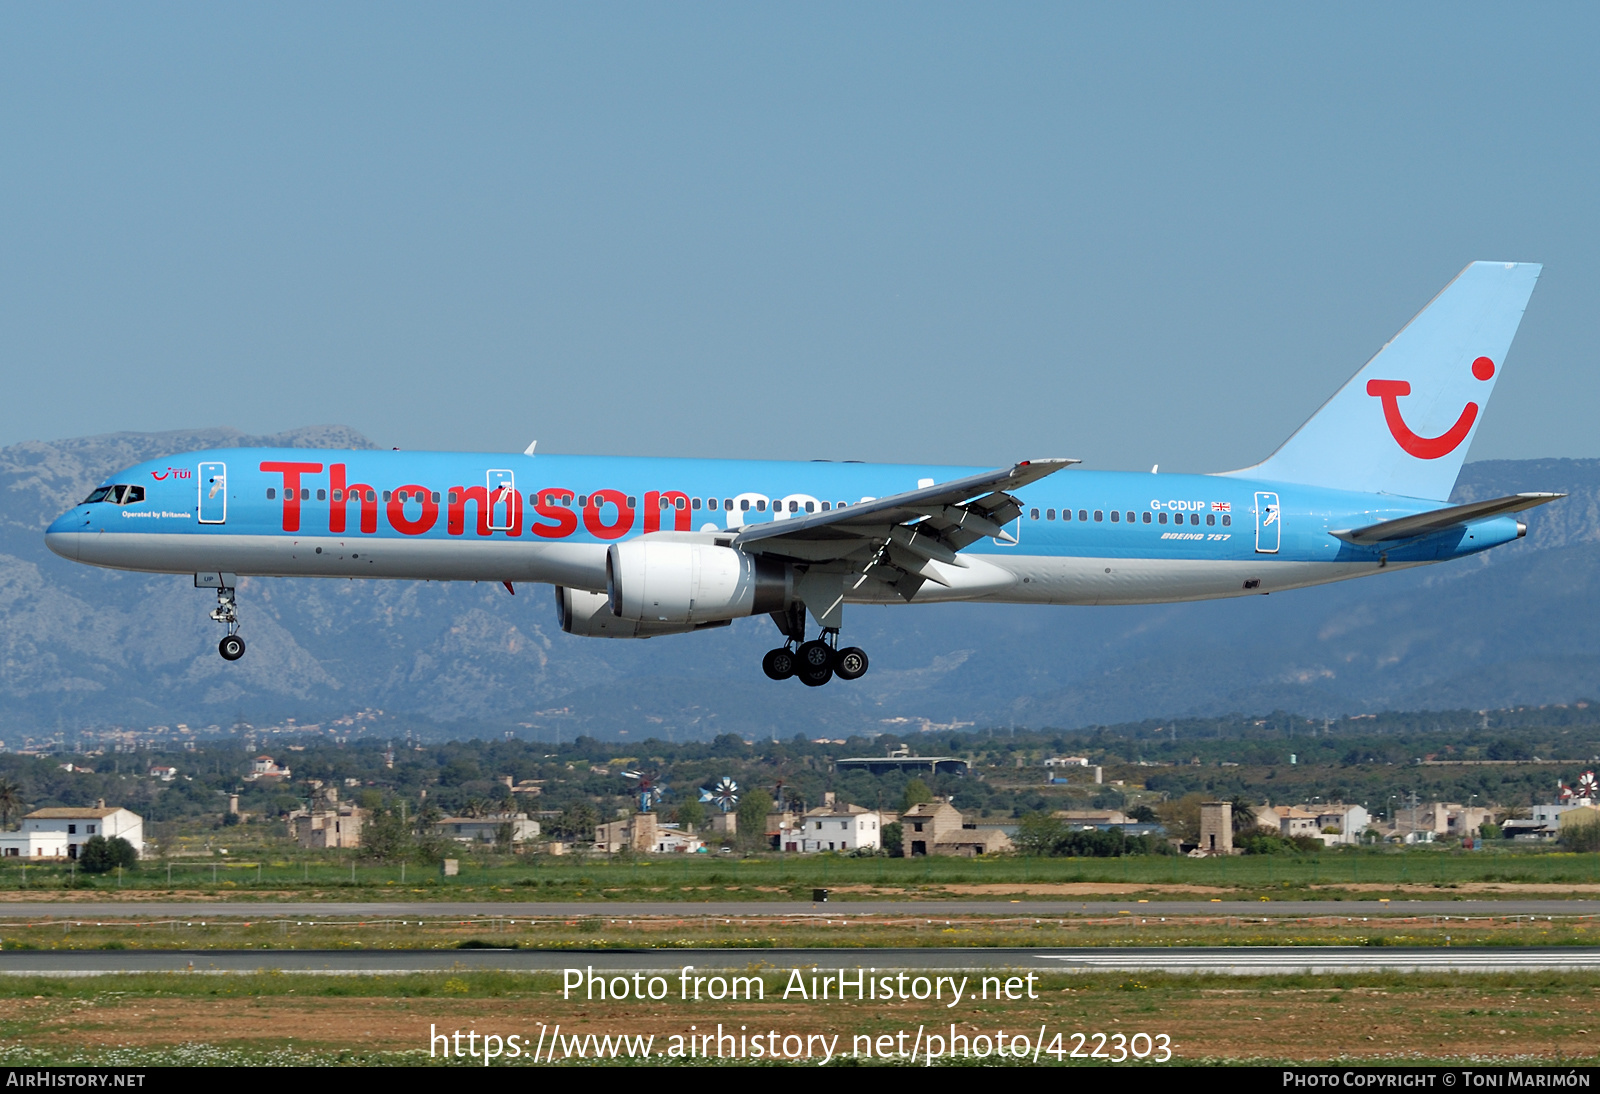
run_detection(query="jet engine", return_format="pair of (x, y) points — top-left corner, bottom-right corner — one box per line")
(555, 586), (726, 638)
(606, 538), (791, 624)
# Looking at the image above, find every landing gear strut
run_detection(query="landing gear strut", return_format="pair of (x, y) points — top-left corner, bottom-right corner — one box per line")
(762, 619), (869, 686)
(210, 583), (245, 661)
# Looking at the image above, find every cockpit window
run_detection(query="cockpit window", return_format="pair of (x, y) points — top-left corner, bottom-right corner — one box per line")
(82, 485), (145, 506)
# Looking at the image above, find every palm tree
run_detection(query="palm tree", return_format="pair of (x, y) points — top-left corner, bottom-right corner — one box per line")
(1228, 795), (1257, 834)
(0, 779), (24, 830)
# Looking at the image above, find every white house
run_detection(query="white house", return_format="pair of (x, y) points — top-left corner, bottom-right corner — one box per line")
(799, 801), (881, 853)
(0, 801), (144, 860)
(245, 755), (291, 781)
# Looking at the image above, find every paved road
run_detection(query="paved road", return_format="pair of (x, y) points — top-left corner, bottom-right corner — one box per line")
(0, 900), (1591, 918)
(0, 946), (1592, 976)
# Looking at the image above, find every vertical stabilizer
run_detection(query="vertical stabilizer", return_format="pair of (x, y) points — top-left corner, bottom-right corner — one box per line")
(1224, 261), (1540, 500)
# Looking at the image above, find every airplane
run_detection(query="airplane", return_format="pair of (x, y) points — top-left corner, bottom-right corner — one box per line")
(45, 260), (1559, 686)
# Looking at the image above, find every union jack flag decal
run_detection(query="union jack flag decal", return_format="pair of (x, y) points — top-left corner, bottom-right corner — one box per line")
(1212, 501), (1232, 512)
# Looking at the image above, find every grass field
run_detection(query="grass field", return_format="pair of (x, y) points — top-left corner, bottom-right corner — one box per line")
(8, 847), (1600, 902)
(0, 969), (1589, 1065)
(0, 911), (1589, 951)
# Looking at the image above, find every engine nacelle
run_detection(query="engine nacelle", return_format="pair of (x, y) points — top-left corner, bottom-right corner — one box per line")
(555, 586), (728, 638)
(607, 538), (791, 624)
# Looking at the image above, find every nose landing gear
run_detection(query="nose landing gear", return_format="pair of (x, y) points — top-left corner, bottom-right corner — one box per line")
(208, 582), (245, 661)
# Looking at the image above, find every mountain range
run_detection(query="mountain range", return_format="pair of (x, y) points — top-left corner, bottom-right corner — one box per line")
(2, 427), (1597, 741)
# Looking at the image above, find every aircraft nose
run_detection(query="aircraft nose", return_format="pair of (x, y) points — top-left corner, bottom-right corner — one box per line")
(45, 512), (82, 561)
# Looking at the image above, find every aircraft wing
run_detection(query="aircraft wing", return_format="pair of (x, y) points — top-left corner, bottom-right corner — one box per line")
(732, 458), (1077, 601)
(1330, 492), (1564, 545)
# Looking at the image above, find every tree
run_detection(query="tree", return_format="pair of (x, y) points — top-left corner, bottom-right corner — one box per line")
(1155, 793), (1206, 845)
(362, 808), (414, 862)
(900, 778), (934, 813)
(1016, 812), (1067, 856)
(674, 799), (706, 830)
(79, 836), (137, 873)
(880, 822), (904, 857)
(1228, 796), (1257, 833)
(1127, 804), (1159, 823)
(0, 779), (23, 830)
(736, 789), (773, 851)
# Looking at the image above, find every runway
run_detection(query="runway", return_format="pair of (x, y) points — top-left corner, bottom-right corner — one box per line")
(0, 899), (1591, 918)
(0, 946), (1591, 976)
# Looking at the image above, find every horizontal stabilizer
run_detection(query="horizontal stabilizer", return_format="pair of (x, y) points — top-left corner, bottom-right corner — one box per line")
(1330, 492), (1563, 544)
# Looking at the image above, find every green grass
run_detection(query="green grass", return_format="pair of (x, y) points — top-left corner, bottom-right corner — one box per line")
(8, 845), (1600, 900)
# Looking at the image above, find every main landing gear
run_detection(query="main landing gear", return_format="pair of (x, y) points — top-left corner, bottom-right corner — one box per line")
(762, 628), (869, 687)
(210, 583), (246, 661)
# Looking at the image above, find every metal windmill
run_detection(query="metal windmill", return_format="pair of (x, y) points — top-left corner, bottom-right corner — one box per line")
(621, 769), (667, 812)
(699, 776), (740, 814)
(1580, 771), (1599, 801)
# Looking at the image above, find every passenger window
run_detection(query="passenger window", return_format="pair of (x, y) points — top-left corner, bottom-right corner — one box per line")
(365, 491), (376, 502)
(576, 495), (586, 507)
(1079, 510), (1088, 522)
(1110, 510), (1119, 522)
(626, 496), (636, 508)
(333, 490), (343, 502)
(434, 492), (442, 504)
(821, 501), (830, 511)
(837, 501), (848, 508)
(1046, 509), (1055, 520)
(707, 498), (718, 510)
(1030, 508), (1040, 520)
(804, 501), (814, 513)
(788, 500), (798, 512)
(1158, 512), (1167, 524)
(317, 489), (326, 501)
(676, 497), (686, 510)
(1222, 514), (1231, 526)
(691, 497), (701, 510)
(756, 500), (766, 512)
(1207, 513), (1216, 526)
(1190, 513), (1199, 525)
(382, 491), (391, 502)
(740, 499), (750, 511)
(725, 499), (734, 510)
(267, 488), (276, 500)
(1142, 512), (1151, 523)
(301, 488), (310, 500)
(1061, 508), (1071, 521)
(1093, 510), (1103, 522)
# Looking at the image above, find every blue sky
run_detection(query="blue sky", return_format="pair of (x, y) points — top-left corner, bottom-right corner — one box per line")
(3, 5), (1596, 475)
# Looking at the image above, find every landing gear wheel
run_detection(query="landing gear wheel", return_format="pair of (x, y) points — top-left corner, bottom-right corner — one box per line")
(218, 634), (246, 661)
(762, 647), (797, 680)
(800, 664), (834, 687)
(834, 646), (869, 680)
(796, 640), (834, 673)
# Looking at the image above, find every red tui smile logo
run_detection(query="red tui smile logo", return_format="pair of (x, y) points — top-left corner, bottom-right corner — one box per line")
(1366, 357), (1495, 460)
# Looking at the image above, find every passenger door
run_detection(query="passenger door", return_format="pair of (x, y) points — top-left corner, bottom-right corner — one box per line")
(1254, 491), (1280, 554)
(198, 462), (227, 524)
(486, 469), (516, 530)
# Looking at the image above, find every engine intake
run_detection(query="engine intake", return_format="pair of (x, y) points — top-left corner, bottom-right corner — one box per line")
(607, 538), (791, 624)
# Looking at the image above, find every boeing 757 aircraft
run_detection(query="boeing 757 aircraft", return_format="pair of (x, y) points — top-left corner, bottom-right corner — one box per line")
(46, 261), (1558, 685)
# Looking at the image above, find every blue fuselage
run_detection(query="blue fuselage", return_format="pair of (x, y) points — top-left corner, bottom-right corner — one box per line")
(45, 447), (1520, 608)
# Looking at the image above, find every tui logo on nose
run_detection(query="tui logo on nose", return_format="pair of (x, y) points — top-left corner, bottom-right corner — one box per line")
(1366, 357), (1495, 460)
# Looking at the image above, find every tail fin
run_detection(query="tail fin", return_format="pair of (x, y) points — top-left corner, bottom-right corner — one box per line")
(1225, 261), (1541, 500)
